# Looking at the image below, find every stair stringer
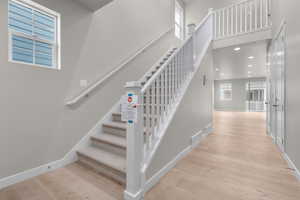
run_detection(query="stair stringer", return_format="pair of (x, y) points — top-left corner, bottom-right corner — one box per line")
(141, 37), (213, 176)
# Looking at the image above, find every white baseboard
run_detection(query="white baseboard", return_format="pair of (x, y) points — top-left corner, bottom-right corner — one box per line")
(144, 145), (192, 193)
(124, 189), (143, 200)
(191, 123), (213, 148)
(0, 158), (68, 190)
(0, 100), (121, 190)
(143, 123), (213, 194)
(283, 153), (300, 182)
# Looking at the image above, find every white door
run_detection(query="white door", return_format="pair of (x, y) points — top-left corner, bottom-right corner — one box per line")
(268, 24), (286, 151)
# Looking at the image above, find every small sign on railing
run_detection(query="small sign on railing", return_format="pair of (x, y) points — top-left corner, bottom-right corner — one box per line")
(121, 93), (138, 124)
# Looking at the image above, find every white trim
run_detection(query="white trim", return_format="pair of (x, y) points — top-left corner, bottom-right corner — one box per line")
(11, 0), (60, 17)
(283, 153), (300, 182)
(191, 123), (213, 148)
(65, 27), (174, 106)
(138, 47), (175, 83)
(143, 123), (213, 193)
(0, 158), (66, 190)
(0, 99), (121, 190)
(8, 0), (61, 70)
(274, 20), (286, 40)
(124, 190), (143, 200)
(144, 146), (192, 193)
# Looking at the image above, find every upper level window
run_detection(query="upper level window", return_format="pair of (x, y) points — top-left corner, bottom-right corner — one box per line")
(175, 0), (184, 40)
(220, 83), (232, 101)
(8, 0), (60, 69)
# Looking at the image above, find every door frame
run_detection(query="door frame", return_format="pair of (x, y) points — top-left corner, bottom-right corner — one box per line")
(267, 21), (287, 152)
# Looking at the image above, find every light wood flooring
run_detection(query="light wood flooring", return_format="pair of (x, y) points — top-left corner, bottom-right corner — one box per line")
(1, 112), (299, 200)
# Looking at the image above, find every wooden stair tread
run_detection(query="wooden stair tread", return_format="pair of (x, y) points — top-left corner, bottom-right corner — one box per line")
(78, 146), (126, 173)
(91, 133), (126, 149)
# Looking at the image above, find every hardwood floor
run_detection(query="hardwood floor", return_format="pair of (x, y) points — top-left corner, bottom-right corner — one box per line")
(1, 112), (299, 200)
(146, 112), (300, 200)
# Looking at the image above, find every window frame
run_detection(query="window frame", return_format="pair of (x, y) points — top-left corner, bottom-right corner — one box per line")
(174, 0), (184, 40)
(8, 0), (61, 70)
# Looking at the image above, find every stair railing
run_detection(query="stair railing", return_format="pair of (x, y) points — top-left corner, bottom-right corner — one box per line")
(124, 10), (213, 200)
(213, 0), (271, 40)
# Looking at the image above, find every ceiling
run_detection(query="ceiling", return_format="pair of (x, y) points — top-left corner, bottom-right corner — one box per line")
(213, 41), (268, 80)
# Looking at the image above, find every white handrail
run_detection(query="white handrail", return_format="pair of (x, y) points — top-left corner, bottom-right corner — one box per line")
(142, 12), (213, 93)
(65, 27), (173, 106)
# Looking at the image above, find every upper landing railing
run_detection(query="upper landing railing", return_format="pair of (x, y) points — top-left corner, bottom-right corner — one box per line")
(213, 0), (271, 40)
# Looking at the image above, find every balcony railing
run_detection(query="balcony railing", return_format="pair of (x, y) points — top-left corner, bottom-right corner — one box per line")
(213, 0), (271, 40)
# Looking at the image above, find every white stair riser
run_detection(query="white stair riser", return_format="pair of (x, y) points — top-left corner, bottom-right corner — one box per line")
(77, 154), (126, 185)
(112, 114), (122, 123)
(91, 140), (126, 157)
(103, 126), (126, 138)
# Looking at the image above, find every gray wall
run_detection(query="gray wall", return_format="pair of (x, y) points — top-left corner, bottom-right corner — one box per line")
(214, 78), (266, 112)
(147, 46), (214, 179)
(185, 0), (239, 26)
(271, 0), (300, 172)
(0, 0), (177, 179)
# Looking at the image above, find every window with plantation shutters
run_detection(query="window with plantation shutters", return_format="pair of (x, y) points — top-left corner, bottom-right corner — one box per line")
(8, 0), (60, 69)
(220, 83), (232, 101)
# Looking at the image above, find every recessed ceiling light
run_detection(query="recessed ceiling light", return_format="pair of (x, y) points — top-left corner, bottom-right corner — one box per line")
(234, 47), (241, 51)
(248, 56), (255, 59)
(248, 64), (253, 68)
(216, 68), (219, 71)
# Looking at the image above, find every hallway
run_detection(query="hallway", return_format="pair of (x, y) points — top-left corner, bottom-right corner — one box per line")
(146, 112), (300, 200)
(0, 112), (299, 200)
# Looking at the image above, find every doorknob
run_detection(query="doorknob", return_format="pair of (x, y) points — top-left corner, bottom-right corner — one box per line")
(272, 104), (279, 107)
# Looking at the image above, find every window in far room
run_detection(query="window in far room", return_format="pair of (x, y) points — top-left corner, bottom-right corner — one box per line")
(175, 0), (184, 40)
(220, 83), (232, 101)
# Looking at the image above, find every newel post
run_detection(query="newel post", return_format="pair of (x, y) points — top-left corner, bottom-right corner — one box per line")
(124, 81), (144, 200)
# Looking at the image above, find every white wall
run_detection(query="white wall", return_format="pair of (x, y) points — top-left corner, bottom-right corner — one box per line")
(185, 0), (215, 26)
(185, 0), (240, 26)
(0, 0), (176, 179)
(146, 46), (214, 179)
(270, 0), (300, 172)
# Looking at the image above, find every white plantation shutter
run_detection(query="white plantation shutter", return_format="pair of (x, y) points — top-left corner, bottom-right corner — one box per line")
(8, 0), (59, 68)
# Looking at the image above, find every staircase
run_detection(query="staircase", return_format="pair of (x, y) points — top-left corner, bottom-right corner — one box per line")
(72, 10), (214, 200)
(76, 48), (178, 185)
(71, 1), (272, 199)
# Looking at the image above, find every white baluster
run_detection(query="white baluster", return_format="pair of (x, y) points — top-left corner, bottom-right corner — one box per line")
(236, 4), (238, 35)
(222, 9), (225, 37)
(240, 4), (243, 33)
(255, 0), (258, 30)
(218, 10), (221, 38)
(250, 1), (253, 32)
(265, 0), (269, 27)
(260, 0), (263, 29)
(214, 13), (217, 38)
(227, 8), (229, 36)
(231, 6), (234, 35)
(245, 3), (247, 33)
